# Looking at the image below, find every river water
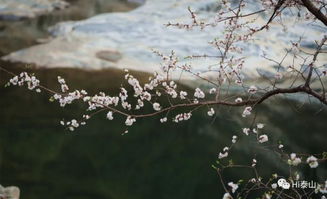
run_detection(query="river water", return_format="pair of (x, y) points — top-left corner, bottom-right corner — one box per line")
(0, 1), (326, 199)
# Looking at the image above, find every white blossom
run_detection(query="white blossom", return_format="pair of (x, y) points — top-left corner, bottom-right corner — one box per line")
(265, 193), (272, 199)
(166, 88), (178, 98)
(249, 178), (256, 183)
(218, 146), (229, 159)
(127, 75), (143, 95)
(275, 72), (283, 80)
(142, 91), (152, 101)
(125, 116), (136, 126)
(228, 182), (239, 193)
(222, 193), (232, 199)
(232, 135), (237, 143)
(137, 99), (144, 107)
(242, 106), (252, 117)
(106, 111), (114, 120)
(71, 119), (79, 128)
(160, 117), (167, 123)
(243, 128), (250, 135)
(57, 76), (66, 84)
(235, 79), (242, 85)
(58, 76), (69, 92)
(257, 123), (264, 129)
(306, 156), (319, 168)
(258, 134), (268, 143)
(153, 102), (161, 111)
(9, 76), (18, 85)
(288, 153), (301, 166)
(219, 151), (228, 159)
(61, 84), (69, 92)
(207, 108), (215, 116)
(83, 96), (91, 101)
(235, 97), (242, 103)
(180, 91), (188, 99)
(271, 183), (277, 189)
(194, 88), (205, 98)
(169, 81), (176, 88)
(174, 113), (192, 123)
(248, 85), (257, 94)
(122, 102), (132, 110)
(252, 159), (257, 167)
(119, 88), (128, 101)
(209, 88), (217, 94)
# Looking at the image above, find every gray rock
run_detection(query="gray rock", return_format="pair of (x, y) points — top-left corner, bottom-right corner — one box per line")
(0, 185), (20, 199)
(0, 0), (69, 20)
(96, 50), (122, 63)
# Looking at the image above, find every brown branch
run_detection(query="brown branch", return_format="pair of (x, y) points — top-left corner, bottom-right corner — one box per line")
(129, 85), (327, 119)
(256, 0), (286, 31)
(301, 0), (327, 26)
(305, 36), (327, 87)
(1, 66), (326, 121)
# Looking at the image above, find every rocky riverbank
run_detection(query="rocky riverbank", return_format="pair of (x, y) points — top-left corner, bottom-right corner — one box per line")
(0, 0), (69, 20)
(0, 185), (20, 199)
(1, 0), (326, 77)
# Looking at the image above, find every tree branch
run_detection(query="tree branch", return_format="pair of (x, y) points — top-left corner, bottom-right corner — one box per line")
(301, 0), (327, 26)
(305, 36), (327, 87)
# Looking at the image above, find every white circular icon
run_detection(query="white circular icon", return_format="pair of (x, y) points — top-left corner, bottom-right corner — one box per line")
(277, 178), (290, 189)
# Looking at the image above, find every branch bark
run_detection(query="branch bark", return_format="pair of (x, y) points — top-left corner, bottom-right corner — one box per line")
(301, 0), (327, 26)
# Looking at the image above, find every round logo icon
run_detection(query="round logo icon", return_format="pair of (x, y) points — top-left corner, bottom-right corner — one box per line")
(277, 178), (290, 189)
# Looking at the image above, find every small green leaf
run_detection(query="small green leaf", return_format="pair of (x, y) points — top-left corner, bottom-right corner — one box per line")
(322, 152), (327, 159)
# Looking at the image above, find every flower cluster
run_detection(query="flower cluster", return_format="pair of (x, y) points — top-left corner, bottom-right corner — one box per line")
(8, 72), (40, 92)
(306, 156), (319, 168)
(58, 76), (69, 92)
(288, 153), (302, 166)
(173, 113), (192, 123)
(194, 88), (205, 99)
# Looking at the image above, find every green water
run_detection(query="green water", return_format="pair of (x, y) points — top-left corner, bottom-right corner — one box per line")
(0, 64), (326, 199)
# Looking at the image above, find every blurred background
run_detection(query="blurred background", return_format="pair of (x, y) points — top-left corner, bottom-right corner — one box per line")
(0, 0), (326, 199)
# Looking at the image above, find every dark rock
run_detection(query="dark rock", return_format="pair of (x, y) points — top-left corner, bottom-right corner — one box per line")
(96, 50), (122, 63)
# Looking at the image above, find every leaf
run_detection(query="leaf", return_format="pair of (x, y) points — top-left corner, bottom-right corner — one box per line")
(49, 96), (55, 102)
